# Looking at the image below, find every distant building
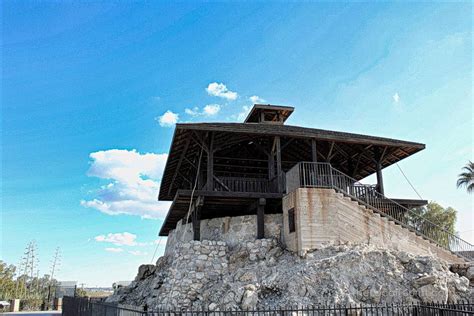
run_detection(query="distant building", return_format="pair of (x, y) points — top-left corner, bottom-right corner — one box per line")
(55, 281), (77, 298)
(113, 281), (132, 289)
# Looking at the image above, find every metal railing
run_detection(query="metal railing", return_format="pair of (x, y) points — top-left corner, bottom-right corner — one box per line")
(286, 162), (474, 261)
(63, 297), (474, 316)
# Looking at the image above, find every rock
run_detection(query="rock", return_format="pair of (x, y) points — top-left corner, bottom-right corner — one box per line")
(418, 284), (448, 303)
(239, 271), (257, 283)
(241, 285), (258, 310)
(466, 266), (474, 281)
(106, 239), (471, 310)
(413, 275), (437, 287)
(208, 303), (217, 310)
(136, 264), (156, 281)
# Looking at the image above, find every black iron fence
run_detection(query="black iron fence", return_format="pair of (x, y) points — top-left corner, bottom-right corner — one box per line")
(285, 162), (474, 261)
(63, 297), (474, 316)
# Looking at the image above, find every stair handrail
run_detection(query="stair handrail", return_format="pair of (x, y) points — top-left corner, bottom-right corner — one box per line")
(289, 162), (473, 261)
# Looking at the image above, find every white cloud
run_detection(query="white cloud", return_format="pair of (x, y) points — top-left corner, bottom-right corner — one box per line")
(185, 104), (221, 117)
(237, 105), (252, 121)
(95, 232), (137, 246)
(185, 107), (199, 116)
(206, 82), (238, 100)
(105, 247), (123, 253)
(249, 95), (265, 104)
(81, 149), (171, 219)
(128, 250), (148, 256)
(393, 92), (400, 103)
(156, 110), (179, 127)
(202, 104), (221, 116)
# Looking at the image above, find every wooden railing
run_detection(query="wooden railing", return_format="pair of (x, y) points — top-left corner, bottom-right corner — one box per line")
(286, 162), (474, 261)
(213, 176), (271, 193)
(212, 173), (285, 194)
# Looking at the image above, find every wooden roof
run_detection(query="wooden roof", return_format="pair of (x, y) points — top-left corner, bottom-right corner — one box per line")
(244, 104), (294, 123)
(158, 122), (425, 201)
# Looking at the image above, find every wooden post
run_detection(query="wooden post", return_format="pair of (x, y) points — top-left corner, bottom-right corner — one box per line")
(192, 197), (204, 241)
(257, 198), (266, 239)
(311, 139), (318, 162)
(376, 162), (384, 195)
(206, 132), (214, 190)
(374, 147), (385, 195)
(268, 153), (275, 179)
(275, 136), (282, 192)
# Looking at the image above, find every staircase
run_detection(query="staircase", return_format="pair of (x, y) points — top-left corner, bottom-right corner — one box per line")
(285, 162), (473, 262)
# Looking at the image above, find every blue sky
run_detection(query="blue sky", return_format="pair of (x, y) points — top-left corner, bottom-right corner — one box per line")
(2, 2), (472, 287)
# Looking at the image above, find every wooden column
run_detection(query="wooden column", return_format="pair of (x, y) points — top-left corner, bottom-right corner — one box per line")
(257, 198), (266, 239)
(268, 153), (275, 179)
(374, 147), (385, 195)
(192, 207), (201, 241)
(275, 136), (282, 192)
(311, 139), (318, 162)
(206, 133), (214, 190)
(376, 162), (384, 195)
(192, 196), (204, 241)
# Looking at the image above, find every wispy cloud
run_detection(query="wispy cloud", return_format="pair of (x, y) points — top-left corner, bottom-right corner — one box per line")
(95, 232), (137, 246)
(186, 104), (221, 117)
(81, 149), (170, 219)
(128, 250), (148, 256)
(249, 95), (265, 104)
(206, 82), (238, 100)
(185, 107), (199, 116)
(237, 105), (252, 121)
(392, 92), (400, 103)
(156, 110), (179, 127)
(105, 247), (123, 253)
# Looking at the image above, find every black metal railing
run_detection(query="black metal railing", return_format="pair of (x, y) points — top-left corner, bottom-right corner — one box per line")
(285, 162), (474, 261)
(63, 297), (474, 316)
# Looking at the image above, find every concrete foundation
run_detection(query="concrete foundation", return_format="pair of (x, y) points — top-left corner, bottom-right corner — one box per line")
(282, 188), (465, 263)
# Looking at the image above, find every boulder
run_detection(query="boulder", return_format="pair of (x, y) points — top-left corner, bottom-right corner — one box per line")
(107, 241), (471, 310)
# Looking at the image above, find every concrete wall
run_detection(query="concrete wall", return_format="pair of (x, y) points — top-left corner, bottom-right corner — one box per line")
(282, 188), (464, 264)
(165, 214), (282, 255)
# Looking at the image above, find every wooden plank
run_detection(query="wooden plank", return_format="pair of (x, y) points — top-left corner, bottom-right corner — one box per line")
(206, 132), (214, 190)
(275, 136), (282, 192)
(327, 141), (335, 162)
(192, 203), (201, 241)
(376, 161), (384, 195)
(257, 198), (266, 239)
(167, 136), (191, 196)
(311, 139), (318, 162)
(213, 175), (231, 191)
(176, 123), (426, 148)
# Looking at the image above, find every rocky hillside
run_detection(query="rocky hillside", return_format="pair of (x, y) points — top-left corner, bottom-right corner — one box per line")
(106, 239), (472, 310)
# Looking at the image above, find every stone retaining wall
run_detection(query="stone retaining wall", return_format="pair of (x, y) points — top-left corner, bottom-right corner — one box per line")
(165, 214), (282, 255)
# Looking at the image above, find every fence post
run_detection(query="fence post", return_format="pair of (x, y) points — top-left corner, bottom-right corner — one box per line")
(329, 165), (334, 189)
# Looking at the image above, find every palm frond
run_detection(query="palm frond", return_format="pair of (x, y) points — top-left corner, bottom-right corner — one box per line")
(457, 161), (474, 194)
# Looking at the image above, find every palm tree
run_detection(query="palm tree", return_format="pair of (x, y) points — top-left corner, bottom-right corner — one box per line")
(457, 161), (474, 193)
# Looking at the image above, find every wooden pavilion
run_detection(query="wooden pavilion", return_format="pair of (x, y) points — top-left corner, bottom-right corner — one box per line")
(158, 104), (426, 239)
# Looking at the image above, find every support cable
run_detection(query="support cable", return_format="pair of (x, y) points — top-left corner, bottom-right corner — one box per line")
(179, 146), (204, 242)
(164, 146), (204, 308)
(396, 163), (424, 200)
(150, 238), (163, 264)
